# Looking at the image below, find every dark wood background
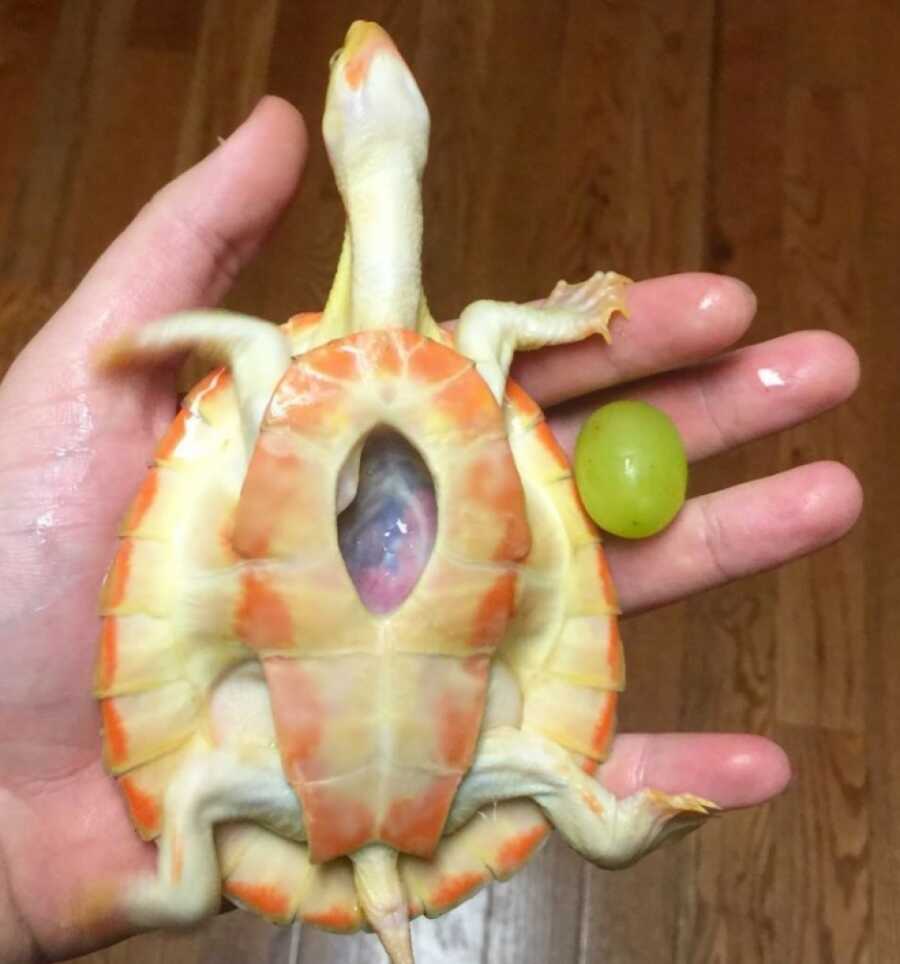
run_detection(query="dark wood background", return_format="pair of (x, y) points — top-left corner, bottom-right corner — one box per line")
(0, 1), (890, 962)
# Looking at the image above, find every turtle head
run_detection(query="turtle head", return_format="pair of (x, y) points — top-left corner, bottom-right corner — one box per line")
(323, 21), (429, 190)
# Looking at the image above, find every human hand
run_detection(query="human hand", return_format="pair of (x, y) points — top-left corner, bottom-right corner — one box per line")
(0, 97), (860, 962)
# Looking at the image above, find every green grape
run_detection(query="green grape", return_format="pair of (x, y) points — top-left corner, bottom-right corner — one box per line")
(574, 400), (687, 539)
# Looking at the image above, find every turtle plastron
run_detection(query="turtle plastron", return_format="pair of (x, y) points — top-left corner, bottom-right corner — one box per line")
(95, 20), (717, 964)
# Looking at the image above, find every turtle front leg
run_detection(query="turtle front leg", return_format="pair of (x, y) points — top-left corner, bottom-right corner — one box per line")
(455, 271), (631, 401)
(123, 751), (303, 928)
(447, 727), (716, 869)
(99, 311), (292, 456)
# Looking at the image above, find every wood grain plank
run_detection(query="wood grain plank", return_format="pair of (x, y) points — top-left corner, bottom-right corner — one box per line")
(174, 0), (281, 173)
(775, 85), (867, 732)
(860, 4), (900, 957)
(69, 913), (295, 964)
(0, 0), (65, 261)
(773, 724), (870, 963)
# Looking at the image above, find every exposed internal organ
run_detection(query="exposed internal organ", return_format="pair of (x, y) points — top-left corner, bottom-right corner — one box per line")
(338, 429), (437, 614)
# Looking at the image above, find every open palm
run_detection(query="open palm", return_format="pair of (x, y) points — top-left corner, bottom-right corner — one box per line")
(0, 99), (861, 962)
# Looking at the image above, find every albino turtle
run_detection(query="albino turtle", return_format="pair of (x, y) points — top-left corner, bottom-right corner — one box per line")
(95, 20), (714, 963)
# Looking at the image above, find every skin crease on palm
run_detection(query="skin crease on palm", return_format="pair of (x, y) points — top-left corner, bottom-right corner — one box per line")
(0, 98), (861, 962)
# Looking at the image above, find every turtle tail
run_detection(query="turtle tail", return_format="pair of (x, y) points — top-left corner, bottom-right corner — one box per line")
(351, 844), (414, 964)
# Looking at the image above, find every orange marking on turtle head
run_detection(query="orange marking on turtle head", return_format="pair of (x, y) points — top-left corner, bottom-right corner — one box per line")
(123, 469), (159, 532)
(154, 409), (188, 462)
(236, 572), (293, 650)
(343, 21), (399, 90)
(101, 540), (133, 610)
(225, 881), (291, 919)
(381, 775), (458, 856)
(101, 700), (128, 766)
(97, 618), (118, 692)
(495, 824), (548, 874)
(430, 871), (486, 910)
(469, 571), (517, 650)
(304, 904), (358, 932)
(591, 692), (618, 758)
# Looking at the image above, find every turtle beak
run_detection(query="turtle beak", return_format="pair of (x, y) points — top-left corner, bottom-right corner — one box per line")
(339, 20), (403, 89)
(323, 20), (429, 184)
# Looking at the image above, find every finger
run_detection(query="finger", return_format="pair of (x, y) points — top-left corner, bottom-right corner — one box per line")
(548, 330), (860, 461)
(510, 273), (757, 406)
(609, 460), (862, 615)
(598, 733), (791, 809)
(2, 96), (307, 403)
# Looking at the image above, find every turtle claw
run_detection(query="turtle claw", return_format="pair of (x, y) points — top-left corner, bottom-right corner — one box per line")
(543, 270), (632, 342)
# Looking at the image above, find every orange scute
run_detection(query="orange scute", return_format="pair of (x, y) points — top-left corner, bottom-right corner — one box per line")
(183, 367), (230, 409)
(232, 440), (306, 558)
(276, 367), (345, 433)
(591, 692), (618, 757)
(101, 700), (128, 766)
(307, 342), (360, 380)
(381, 775), (459, 856)
(433, 370), (496, 430)
(606, 618), (623, 681)
(597, 548), (619, 609)
(101, 540), (133, 610)
(534, 421), (569, 470)
(429, 871), (486, 910)
(263, 658), (324, 770)
(154, 409), (188, 462)
(438, 688), (483, 769)
(120, 776), (160, 834)
(304, 904), (359, 932)
(97, 618), (118, 692)
(225, 881), (291, 919)
(469, 571), (517, 649)
(123, 468), (159, 532)
(303, 785), (375, 862)
(495, 824), (548, 874)
(236, 572), (293, 650)
(504, 379), (542, 420)
(408, 340), (468, 385)
(368, 330), (405, 377)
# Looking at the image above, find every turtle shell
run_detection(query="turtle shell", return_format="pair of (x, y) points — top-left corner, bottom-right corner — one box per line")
(95, 315), (622, 928)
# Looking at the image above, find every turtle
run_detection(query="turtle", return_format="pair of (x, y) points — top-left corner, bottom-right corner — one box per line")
(95, 20), (715, 964)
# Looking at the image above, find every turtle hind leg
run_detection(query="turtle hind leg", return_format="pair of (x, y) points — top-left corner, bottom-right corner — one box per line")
(454, 271), (631, 401)
(448, 726), (717, 870)
(122, 750), (302, 929)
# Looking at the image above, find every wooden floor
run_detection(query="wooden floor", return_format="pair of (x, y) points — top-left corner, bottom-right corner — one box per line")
(0, 1), (891, 961)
